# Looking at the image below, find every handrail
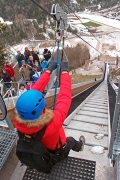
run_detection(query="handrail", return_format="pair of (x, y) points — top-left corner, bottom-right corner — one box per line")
(108, 78), (120, 161)
(0, 93), (7, 120)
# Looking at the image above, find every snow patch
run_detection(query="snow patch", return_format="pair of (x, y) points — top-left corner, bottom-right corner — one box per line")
(0, 17), (13, 25)
(90, 146), (104, 154)
(95, 134), (104, 140)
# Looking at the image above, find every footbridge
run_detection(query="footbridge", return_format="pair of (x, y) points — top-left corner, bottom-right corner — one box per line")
(0, 63), (119, 180)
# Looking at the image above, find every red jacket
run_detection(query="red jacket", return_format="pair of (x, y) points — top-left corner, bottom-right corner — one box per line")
(4, 65), (15, 78)
(14, 72), (72, 150)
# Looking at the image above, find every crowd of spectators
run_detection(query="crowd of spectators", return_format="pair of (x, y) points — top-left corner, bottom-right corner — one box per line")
(1, 47), (51, 97)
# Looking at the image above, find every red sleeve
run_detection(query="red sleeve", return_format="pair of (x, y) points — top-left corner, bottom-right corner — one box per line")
(48, 73), (72, 132)
(32, 72), (50, 92)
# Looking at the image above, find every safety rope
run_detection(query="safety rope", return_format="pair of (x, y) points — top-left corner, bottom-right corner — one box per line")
(53, 41), (61, 109)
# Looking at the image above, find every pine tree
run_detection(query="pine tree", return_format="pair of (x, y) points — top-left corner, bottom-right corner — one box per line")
(0, 23), (8, 74)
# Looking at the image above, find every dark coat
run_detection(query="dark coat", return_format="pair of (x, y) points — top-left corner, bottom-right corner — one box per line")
(16, 54), (25, 68)
(24, 50), (31, 61)
(33, 54), (40, 65)
(2, 73), (12, 88)
(2, 73), (12, 82)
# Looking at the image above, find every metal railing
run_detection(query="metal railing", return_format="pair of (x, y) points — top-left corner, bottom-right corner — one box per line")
(108, 78), (120, 162)
(113, 154), (120, 180)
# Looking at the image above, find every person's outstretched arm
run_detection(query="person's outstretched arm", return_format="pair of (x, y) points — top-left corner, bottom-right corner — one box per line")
(48, 62), (72, 132)
(53, 72), (72, 127)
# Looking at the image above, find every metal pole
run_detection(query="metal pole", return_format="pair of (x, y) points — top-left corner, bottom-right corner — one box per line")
(0, 96), (14, 131)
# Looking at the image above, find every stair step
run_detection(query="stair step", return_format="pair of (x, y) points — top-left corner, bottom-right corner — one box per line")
(66, 120), (108, 135)
(73, 114), (108, 125)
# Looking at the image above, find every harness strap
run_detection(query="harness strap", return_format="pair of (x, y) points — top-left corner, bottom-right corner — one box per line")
(18, 126), (46, 141)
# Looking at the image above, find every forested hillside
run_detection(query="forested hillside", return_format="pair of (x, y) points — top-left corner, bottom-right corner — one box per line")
(0, 0), (119, 46)
(0, 0), (62, 22)
(0, 0), (119, 21)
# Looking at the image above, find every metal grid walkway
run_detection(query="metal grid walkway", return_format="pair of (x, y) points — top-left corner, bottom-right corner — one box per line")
(22, 157), (96, 180)
(0, 129), (17, 170)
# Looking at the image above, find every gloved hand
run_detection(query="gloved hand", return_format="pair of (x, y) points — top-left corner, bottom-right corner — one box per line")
(47, 61), (57, 73)
(60, 62), (68, 72)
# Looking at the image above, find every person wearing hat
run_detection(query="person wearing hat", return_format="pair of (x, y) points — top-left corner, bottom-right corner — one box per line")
(14, 60), (85, 166)
(19, 60), (32, 80)
(43, 48), (51, 61)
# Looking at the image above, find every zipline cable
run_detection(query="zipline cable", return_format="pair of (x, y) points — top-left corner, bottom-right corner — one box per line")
(74, 33), (102, 54)
(61, 0), (102, 44)
(30, 0), (54, 19)
(53, 41), (61, 109)
(30, 0), (102, 55)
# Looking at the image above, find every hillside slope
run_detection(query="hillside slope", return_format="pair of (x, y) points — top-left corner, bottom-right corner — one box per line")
(0, 0), (119, 46)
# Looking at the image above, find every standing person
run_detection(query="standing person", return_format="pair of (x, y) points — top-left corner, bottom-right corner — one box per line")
(25, 80), (33, 90)
(24, 47), (31, 62)
(17, 84), (27, 96)
(14, 61), (85, 171)
(4, 61), (15, 78)
(33, 49), (40, 65)
(30, 65), (41, 83)
(34, 60), (42, 72)
(19, 60), (32, 81)
(31, 47), (35, 56)
(43, 48), (51, 61)
(1, 69), (12, 89)
(27, 56), (34, 68)
(41, 59), (48, 72)
(16, 51), (25, 68)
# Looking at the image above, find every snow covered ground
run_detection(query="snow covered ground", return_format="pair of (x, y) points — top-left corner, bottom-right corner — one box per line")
(0, 17), (13, 25)
(9, 12), (120, 76)
(77, 13), (120, 29)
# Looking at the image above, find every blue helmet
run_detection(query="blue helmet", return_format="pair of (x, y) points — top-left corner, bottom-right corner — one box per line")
(16, 90), (46, 120)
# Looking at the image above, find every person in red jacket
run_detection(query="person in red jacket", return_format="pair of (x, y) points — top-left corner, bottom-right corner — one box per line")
(14, 61), (85, 162)
(4, 61), (15, 78)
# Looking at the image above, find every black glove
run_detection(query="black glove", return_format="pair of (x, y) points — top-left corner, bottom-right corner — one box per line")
(47, 61), (57, 73)
(60, 62), (68, 72)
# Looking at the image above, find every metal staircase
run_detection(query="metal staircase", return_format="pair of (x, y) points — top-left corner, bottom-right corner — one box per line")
(64, 69), (113, 179)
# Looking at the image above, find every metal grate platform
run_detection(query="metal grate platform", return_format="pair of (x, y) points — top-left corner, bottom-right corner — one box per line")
(0, 120), (8, 127)
(22, 156), (96, 180)
(0, 129), (17, 169)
